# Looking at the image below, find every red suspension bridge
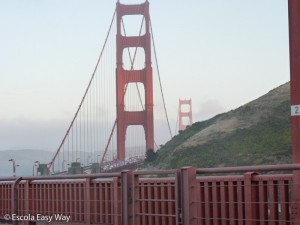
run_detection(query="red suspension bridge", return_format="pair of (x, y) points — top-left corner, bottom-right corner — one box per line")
(1, 0), (300, 224)
(46, 0), (173, 174)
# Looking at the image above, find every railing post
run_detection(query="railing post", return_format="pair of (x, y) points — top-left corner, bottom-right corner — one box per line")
(121, 170), (133, 225)
(291, 173), (300, 225)
(24, 180), (31, 225)
(112, 177), (120, 225)
(175, 169), (182, 225)
(181, 167), (197, 225)
(244, 172), (259, 225)
(132, 172), (140, 225)
(11, 177), (22, 225)
(84, 178), (91, 224)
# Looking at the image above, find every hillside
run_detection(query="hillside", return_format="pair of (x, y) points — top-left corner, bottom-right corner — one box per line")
(148, 82), (292, 169)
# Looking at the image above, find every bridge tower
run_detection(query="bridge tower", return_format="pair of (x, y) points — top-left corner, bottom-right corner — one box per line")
(178, 99), (193, 132)
(116, 1), (154, 161)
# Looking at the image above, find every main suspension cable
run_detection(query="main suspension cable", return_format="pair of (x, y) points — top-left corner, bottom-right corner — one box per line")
(48, 9), (117, 169)
(150, 18), (173, 139)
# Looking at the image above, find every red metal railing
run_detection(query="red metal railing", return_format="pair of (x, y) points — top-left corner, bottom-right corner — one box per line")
(0, 180), (13, 220)
(0, 174), (122, 225)
(15, 178), (121, 224)
(133, 170), (179, 225)
(1, 164), (300, 225)
(193, 173), (292, 225)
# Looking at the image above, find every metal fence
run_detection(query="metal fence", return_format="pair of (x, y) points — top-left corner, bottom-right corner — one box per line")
(1, 164), (300, 225)
(193, 173), (292, 225)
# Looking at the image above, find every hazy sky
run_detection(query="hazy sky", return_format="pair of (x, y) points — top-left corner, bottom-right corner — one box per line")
(0, 0), (290, 151)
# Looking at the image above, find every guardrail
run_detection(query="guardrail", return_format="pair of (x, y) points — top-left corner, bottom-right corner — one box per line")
(1, 164), (300, 225)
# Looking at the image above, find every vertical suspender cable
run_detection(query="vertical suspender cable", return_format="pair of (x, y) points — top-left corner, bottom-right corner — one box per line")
(150, 18), (173, 139)
(48, 9), (117, 169)
(174, 109), (179, 136)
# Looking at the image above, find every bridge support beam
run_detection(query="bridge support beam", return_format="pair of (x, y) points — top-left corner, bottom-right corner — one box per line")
(244, 172), (259, 225)
(179, 99), (193, 132)
(121, 170), (133, 225)
(181, 167), (197, 225)
(116, 1), (154, 160)
(288, 0), (300, 224)
(11, 177), (23, 225)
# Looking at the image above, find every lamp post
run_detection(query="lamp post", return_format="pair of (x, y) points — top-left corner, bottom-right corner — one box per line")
(62, 160), (67, 172)
(32, 164), (37, 176)
(8, 159), (16, 177)
(15, 165), (20, 176)
(34, 161), (40, 176)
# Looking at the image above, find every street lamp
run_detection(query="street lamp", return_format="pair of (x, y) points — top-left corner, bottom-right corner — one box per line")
(34, 161), (40, 176)
(32, 164), (38, 176)
(15, 165), (20, 175)
(8, 159), (16, 177)
(62, 160), (67, 172)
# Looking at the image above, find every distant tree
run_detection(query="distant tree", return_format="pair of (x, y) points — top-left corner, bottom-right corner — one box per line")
(145, 149), (157, 163)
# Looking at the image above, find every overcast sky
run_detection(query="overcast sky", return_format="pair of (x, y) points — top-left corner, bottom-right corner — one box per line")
(0, 0), (290, 152)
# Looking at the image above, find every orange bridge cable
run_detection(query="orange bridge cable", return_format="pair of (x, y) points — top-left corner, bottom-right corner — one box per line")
(100, 80), (131, 164)
(150, 18), (173, 139)
(88, 82), (91, 163)
(91, 88), (94, 160)
(95, 60), (99, 164)
(100, 119), (117, 166)
(121, 9), (145, 110)
(130, 3), (145, 71)
(128, 12), (145, 112)
(174, 108), (179, 135)
(86, 91), (89, 164)
(75, 113), (78, 160)
(83, 103), (86, 165)
(79, 108), (82, 164)
(123, 10), (144, 150)
(71, 123), (74, 161)
(123, 16), (144, 150)
(48, 9), (117, 169)
(123, 15), (159, 152)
